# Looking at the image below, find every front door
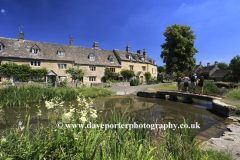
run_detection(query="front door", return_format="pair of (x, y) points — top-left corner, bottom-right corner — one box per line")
(140, 76), (143, 83)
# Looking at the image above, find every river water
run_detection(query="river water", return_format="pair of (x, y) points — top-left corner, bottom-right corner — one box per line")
(0, 96), (233, 141)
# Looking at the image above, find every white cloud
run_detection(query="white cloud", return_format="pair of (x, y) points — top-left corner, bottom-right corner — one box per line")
(1, 9), (6, 13)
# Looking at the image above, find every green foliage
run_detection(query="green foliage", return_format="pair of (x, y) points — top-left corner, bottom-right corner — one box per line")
(142, 83), (146, 85)
(102, 68), (119, 82)
(65, 65), (84, 82)
(103, 85), (111, 88)
(144, 72), (151, 83)
(60, 79), (67, 87)
(198, 72), (209, 79)
(177, 71), (185, 78)
(130, 77), (140, 86)
(218, 62), (229, 70)
(222, 71), (233, 82)
(229, 55), (240, 82)
(110, 80), (125, 83)
(158, 66), (165, 73)
(0, 62), (47, 82)
(32, 79), (46, 82)
(120, 69), (135, 81)
(160, 24), (199, 73)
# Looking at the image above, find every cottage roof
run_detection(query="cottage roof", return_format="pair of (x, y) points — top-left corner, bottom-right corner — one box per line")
(113, 49), (157, 65)
(136, 71), (143, 76)
(211, 69), (231, 77)
(196, 66), (215, 73)
(194, 65), (200, 71)
(0, 37), (121, 67)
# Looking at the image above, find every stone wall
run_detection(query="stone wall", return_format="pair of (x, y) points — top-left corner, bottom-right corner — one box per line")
(212, 100), (239, 116)
(91, 82), (130, 87)
(14, 82), (48, 87)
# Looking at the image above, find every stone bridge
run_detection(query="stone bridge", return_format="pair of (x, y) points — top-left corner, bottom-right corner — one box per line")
(137, 91), (239, 116)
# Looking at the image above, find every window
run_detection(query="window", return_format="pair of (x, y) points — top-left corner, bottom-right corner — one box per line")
(89, 66), (96, 71)
(142, 66), (146, 71)
(32, 49), (39, 54)
(0, 61), (2, 65)
(130, 65), (133, 70)
(58, 64), (67, 69)
(0, 45), (2, 51)
(0, 77), (2, 82)
(136, 57), (138, 61)
(110, 68), (115, 72)
(152, 68), (153, 73)
(90, 56), (95, 61)
(110, 58), (114, 62)
(58, 51), (65, 56)
(30, 61), (41, 66)
(142, 58), (144, 62)
(129, 56), (132, 60)
(30, 77), (40, 82)
(155, 69), (157, 74)
(154, 61), (156, 65)
(89, 77), (96, 81)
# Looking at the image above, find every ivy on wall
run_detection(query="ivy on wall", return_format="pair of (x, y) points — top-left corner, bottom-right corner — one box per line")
(0, 62), (48, 82)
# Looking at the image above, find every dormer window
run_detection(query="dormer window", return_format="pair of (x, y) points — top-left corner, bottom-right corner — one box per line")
(110, 58), (114, 62)
(0, 42), (4, 52)
(108, 55), (114, 63)
(129, 56), (132, 60)
(136, 57), (138, 61)
(31, 45), (40, 54)
(90, 56), (95, 61)
(57, 48), (65, 56)
(0, 45), (2, 51)
(142, 58), (144, 62)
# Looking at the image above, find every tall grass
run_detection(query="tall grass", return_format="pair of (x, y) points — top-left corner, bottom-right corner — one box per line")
(224, 87), (240, 101)
(0, 85), (116, 106)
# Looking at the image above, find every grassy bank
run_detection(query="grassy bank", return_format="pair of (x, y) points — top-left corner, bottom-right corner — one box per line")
(148, 81), (219, 95)
(219, 99), (240, 111)
(0, 85), (116, 106)
(223, 88), (240, 101)
(0, 95), (234, 159)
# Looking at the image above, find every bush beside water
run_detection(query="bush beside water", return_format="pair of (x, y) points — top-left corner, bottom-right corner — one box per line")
(0, 85), (116, 106)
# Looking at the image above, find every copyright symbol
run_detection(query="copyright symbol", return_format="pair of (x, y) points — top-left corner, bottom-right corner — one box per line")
(57, 122), (63, 129)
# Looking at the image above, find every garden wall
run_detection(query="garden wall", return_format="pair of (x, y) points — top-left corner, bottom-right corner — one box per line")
(14, 82), (48, 87)
(91, 82), (130, 87)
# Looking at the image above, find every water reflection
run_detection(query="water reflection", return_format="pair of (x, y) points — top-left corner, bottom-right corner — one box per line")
(0, 96), (233, 141)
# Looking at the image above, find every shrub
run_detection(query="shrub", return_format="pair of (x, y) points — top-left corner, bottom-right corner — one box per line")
(60, 79), (67, 87)
(32, 79), (45, 82)
(103, 85), (111, 88)
(142, 83), (146, 85)
(130, 77), (140, 86)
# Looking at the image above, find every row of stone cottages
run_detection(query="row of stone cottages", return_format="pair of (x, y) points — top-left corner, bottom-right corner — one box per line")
(0, 32), (158, 86)
(159, 61), (231, 81)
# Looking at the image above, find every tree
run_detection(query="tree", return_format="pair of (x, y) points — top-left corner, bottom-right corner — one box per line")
(65, 65), (84, 82)
(229, 55), (240, 82)
(160, 24), (199, 73)
(144, 72), (151, 83)
(157, 66), (166, 73)
(218, 62), (229, 70)
(102, 68), (119, 82)
(120, 69), (135, 82)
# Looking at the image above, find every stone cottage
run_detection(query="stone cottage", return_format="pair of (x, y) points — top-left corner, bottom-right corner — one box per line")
(0, 32), (157, 86)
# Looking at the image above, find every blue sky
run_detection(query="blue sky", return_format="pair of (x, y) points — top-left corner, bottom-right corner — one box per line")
(1, 0), (240, 67)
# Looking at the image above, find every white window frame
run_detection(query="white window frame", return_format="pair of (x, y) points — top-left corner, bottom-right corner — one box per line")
(110, 58), (114, 62)
(30, 61), (41, 66)
(58, 51), (65, 56)
(89, 77), (96, 81)
(32, 49), (39, 54)
(130, 65), (133, 70)
(89, 66), (96, 71)
(129, 56), (132, 61)
(58, 64), (67, 69)
(90, 56), (95, 61)
(142, 66), (146, 71)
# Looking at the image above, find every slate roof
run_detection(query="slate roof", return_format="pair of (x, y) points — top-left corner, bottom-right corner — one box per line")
(211, 69), (231, 77)
(194, 65), (200, 71)
(113, 49), (157, 66)
(0, 37), (121, 67)
(196, 66), (215, 73)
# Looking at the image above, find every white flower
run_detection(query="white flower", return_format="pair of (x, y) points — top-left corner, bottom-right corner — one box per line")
(18, 121), (23, 126)
(91, 113), (97, 119)
(79, 117), (87, 124)
(37, 109), (42, 116)
(63, 112), (72, 123)
(20, 126), (25, 131)
(1, 136), (7, 143)
(70, 108), (75, 113)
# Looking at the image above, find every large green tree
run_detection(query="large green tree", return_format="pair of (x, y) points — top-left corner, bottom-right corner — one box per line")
(65, 65), (84, 82)
(120, 69), (135, 82)
(157, 66), (166, 73)
(229, 55), (240, 81)
(160, 24), (199, 73)
(218, 62), (229, 70)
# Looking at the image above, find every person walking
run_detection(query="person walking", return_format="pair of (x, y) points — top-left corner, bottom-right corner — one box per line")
(184, 75), (190, 92)
(177, 75), (182, 91)
(197, 76), (205, 95)
(190, 73), (197, 93)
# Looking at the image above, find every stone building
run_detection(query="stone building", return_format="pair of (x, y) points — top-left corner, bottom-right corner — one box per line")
(0, 32), (157, 86)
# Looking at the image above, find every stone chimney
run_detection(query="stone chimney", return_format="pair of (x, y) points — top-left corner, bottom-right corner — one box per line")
(137, 50), (141, 54)
(126, 45), (130, 52)
(207, 62), (210, 67)
(93, 42), (98, 49)
(18, 31), (24, 42)
(215, 61), (218, 67)
(70, 38), (73, 46)
(143, 49), (147, 57)
(200, 61), (202, 66)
